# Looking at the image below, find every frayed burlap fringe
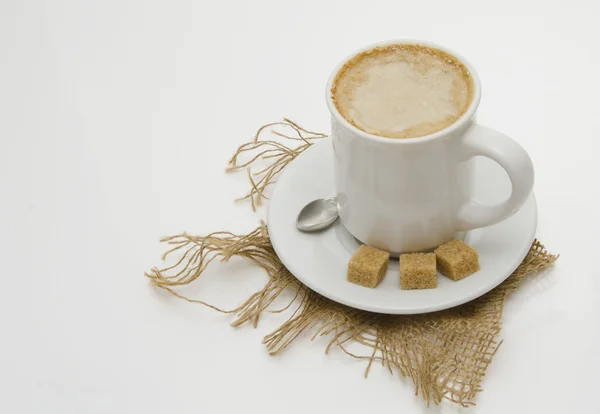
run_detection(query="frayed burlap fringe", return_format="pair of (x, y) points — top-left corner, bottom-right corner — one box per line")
(226, 118), (327, 211)
(146, 119), (558, 407)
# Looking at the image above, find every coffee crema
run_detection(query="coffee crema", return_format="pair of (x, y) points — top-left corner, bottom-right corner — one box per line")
(331, 44), (474, 139)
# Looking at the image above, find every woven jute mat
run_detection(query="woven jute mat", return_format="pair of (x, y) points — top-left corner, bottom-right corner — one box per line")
(146, 119), (557, 406)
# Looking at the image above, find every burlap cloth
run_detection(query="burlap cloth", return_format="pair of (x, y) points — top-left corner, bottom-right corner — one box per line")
(146, 119), (557, 407)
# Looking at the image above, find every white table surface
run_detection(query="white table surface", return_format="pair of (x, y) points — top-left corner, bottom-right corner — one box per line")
(2, 0), (599, 412)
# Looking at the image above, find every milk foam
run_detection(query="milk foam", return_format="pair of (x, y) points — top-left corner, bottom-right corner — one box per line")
(331, 45), (473, 138)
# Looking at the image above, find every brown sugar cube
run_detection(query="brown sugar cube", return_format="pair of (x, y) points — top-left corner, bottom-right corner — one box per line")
(400, 253), (437, 290)
(434, 239), (480, 281)
(347, 245), (390, 288)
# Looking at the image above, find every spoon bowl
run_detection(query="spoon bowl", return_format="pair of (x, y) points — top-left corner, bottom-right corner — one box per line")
(296, 197), (339, 232)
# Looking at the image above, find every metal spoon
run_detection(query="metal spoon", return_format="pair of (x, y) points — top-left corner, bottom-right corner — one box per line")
(296, 197), (339, 232)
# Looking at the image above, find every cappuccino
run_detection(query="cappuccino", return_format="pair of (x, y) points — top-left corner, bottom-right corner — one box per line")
(331, 44), (474, 139)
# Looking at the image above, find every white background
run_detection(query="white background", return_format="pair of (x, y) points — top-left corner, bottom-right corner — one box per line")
(2, 0), (599, 412)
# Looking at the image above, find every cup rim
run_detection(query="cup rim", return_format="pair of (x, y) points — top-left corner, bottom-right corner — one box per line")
(325, 39), (482, 145)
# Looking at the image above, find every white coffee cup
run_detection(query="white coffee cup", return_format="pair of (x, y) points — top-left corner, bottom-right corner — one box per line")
(326, 40), (534, 254)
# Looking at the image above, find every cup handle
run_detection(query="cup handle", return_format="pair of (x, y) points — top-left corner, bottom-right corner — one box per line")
(455, 124), (534, 232)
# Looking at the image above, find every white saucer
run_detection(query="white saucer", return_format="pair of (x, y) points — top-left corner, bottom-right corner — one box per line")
(267, 140), (537, 314)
